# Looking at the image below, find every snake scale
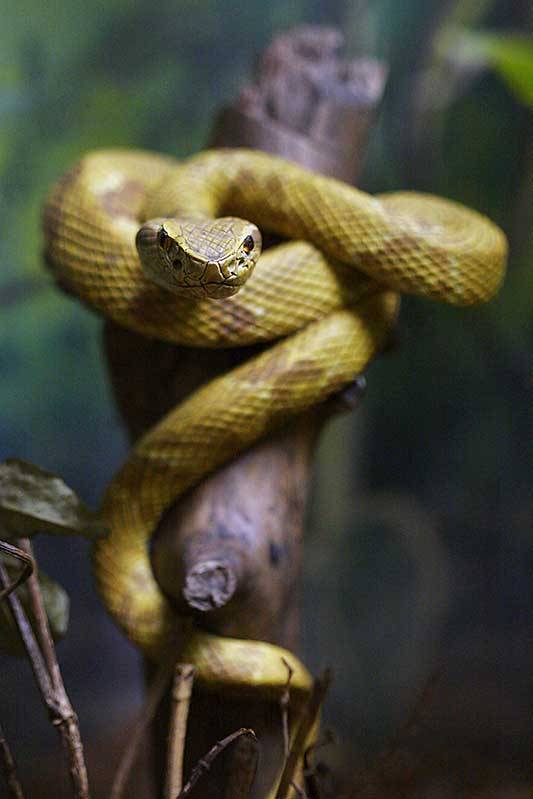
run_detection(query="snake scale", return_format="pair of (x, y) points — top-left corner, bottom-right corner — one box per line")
(43, 148), (507, 701)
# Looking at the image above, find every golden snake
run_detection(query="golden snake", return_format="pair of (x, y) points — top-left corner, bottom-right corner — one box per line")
(42, 147), (507, 703)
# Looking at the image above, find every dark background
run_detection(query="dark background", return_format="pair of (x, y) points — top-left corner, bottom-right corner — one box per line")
(1, 0), (531, 796)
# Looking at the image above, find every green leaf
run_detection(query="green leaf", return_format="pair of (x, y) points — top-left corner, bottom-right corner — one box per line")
(0, 561), (69, 657)
(0, 459), (107, 540)
(452, 30), (533, 107)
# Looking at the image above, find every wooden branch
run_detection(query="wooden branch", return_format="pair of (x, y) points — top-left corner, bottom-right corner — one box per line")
(150, 378), (367, 647)
(211, 25), (387, 183)
(103, 25), (387, 798)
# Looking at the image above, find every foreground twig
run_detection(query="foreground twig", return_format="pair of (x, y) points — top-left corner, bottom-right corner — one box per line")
(17, 539), (61, 681)
(0, 559), (57, 709)
(280, 658), (294, 757)
(0, 540), (34, 600)
(0, 721), (25, 799)
(111, 652), (176, 799)
(0, 548), (90, 799)
(18, 538), (89, 798)
(302, 728), (335, 799)
(164, 664), (195, 799)
(275, 670), (332, 799)
(176, 728), (257, 799)
(223, 730), (260, 799)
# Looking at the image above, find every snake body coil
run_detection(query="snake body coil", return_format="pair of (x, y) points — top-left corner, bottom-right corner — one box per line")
(43, 148), (507, 695)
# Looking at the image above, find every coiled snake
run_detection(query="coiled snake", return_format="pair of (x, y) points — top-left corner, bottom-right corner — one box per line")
(43, 148), (507, 703)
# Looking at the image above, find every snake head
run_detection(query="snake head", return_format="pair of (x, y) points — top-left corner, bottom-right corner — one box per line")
(136, 216), (261, 299)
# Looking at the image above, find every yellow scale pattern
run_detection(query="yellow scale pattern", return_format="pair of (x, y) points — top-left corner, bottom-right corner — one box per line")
(43, 147), (507, 697)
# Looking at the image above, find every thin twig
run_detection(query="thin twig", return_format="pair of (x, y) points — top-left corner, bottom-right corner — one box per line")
(303, 727), (335, 769)
(0, 721), (25, 799)
(302, 727), (335, 797)
(223, 731), (260, 799)
(176, 728), (257, 799)
(17, 539), (60, 681)
(280, 658), (294, 758)
(275, 669), (331, 799)
(17, 538), (90, 799)
(0, 559), (60, 716)
(164, 663), (195, 799)
(0, 550), (90, 799)
(0, 540), (34, 600)
(111, 652), (177, 799)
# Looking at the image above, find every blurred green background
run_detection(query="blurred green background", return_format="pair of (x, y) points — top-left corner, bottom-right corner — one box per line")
(0, 0), (531, 796)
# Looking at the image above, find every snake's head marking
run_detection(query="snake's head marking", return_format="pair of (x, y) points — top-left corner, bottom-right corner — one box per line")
(136, 216), (261, 300)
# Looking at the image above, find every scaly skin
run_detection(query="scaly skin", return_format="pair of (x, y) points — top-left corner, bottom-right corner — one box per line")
(42, 145), (507, 717)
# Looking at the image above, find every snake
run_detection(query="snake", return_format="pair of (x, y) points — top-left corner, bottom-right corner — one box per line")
(42, 147), (507, 704)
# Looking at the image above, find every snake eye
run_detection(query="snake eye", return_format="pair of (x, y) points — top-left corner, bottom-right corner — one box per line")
(242, 235), (255, 255)
(158, 228), (172, 252)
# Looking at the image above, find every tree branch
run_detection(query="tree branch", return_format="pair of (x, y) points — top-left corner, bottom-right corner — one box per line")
(102, 25), (387, 797)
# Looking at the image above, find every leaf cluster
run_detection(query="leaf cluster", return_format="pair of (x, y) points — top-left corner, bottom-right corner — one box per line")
(0, 459), (105, 656)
